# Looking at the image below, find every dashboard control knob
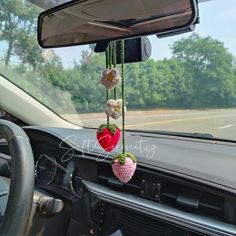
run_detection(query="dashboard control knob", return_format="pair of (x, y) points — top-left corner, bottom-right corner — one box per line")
(38, 197), (64, 215)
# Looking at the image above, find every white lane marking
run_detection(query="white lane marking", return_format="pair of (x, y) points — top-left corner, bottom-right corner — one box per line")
(218, 124), (235, 129)
(126, 115), (236, 128)
(71, 112), (236, 122)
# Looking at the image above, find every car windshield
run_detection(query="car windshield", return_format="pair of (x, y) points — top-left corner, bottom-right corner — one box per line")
(1, 0), (236, 141)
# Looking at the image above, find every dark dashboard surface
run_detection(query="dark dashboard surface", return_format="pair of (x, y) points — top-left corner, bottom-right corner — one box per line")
(22, 126), (236, 235)
(2, 126), (236, 235)
(24, 126), (236, 194)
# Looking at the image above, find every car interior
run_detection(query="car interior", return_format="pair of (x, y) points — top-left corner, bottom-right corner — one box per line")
(1, 0), (236, 235)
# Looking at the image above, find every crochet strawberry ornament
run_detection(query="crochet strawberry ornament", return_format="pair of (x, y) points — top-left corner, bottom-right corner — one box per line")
(96, 41), (137, 183)
(97, 124), (120, 152)
(111, 152), (137, 183)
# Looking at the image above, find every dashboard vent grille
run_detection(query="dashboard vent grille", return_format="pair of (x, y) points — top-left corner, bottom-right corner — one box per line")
(161, 182), (225, 219)
(97, 162), (225, 221)
(116, 206), (191, 236)
(100, 203), (204, 236)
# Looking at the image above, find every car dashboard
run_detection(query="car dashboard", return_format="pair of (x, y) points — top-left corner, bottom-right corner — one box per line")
(1, 126), (236, 236)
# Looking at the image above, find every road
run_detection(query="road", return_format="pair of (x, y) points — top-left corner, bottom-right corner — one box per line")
(62, 108), (236, 141)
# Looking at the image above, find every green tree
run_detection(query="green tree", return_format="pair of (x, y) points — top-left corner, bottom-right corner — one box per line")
(171, 34), (236, 107)
(0, 0), (40, 67)
(15, 32), (44, 70)
(165, 59), (193, 107)
(72, 52), (106, 112)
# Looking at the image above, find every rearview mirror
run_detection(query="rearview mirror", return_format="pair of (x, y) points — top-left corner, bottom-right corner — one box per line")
(38, 0), (198, 48)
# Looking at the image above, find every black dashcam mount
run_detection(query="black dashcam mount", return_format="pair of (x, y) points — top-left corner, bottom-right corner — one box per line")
(94, 36), (152, 64)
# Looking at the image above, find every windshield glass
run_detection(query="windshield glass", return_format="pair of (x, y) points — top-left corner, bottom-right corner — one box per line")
(1, 0), (236, 141)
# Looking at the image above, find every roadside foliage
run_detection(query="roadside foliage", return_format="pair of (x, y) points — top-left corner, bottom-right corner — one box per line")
(1, 0), (236, 114)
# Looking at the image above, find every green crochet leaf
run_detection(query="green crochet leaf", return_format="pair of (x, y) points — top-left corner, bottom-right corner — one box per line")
(97, 123), (119, 135)
(111, 152), (137, 165)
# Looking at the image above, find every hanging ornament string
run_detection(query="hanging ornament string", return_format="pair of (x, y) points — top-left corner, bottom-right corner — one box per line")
(113, 41), (117, 100)
(109, 44), (112, 70)
(105, 47), (109, 69)
(105, 47), (110, 124)
(121, 40), (125, 154)
(96, 43), (121, 154)
(104, 43), (119, 126)
(111, 39), (137, 184)
(98, 40), (136, 184)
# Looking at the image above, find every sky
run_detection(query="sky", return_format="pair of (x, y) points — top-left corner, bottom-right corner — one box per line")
(53, 0), (236, 68)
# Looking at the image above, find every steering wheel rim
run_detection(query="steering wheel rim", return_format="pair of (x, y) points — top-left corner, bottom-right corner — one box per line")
(0, 120), (35, 236)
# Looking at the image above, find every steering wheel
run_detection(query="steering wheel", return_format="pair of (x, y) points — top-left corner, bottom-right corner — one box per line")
(0, 120), (35, 236)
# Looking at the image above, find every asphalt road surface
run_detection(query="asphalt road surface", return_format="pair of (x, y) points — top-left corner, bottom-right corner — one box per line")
(62, 109), (236, 141)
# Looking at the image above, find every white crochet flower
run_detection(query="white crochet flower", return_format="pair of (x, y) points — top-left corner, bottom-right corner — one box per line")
(105, 99), (126, 119)
(101, 69), (120, 90)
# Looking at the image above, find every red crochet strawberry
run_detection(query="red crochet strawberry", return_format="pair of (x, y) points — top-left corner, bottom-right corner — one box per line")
(97, 124), (120, 152)
(111, 152), (137, 183)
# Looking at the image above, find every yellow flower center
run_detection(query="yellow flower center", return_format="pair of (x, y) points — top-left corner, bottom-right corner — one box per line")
(114, 105), (120, 112)
(107, 71), (113, 81)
